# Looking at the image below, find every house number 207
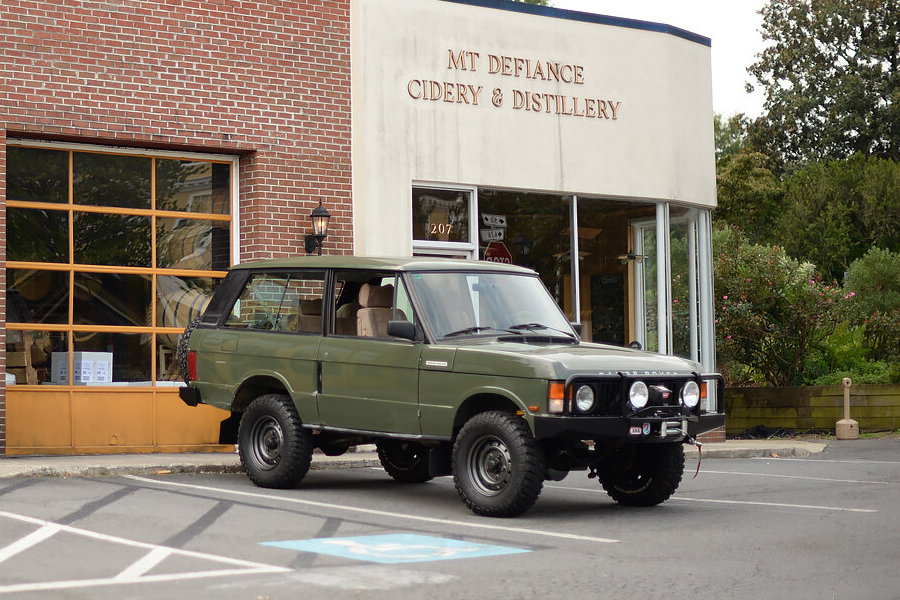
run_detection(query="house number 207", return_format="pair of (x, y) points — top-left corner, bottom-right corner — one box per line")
(430, 223), (452, 235)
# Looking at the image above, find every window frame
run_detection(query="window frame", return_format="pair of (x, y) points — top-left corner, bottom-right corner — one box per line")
(5, 139), (240, 387)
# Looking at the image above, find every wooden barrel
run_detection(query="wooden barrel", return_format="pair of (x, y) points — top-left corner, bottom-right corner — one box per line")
(157, 288), (210, 348)
(160, 223), (211, 270)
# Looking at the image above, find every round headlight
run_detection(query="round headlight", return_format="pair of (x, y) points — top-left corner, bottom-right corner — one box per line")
(629, 381), (649, 410)
(681, 381), (701, 409)
(574, 385), (595, 413)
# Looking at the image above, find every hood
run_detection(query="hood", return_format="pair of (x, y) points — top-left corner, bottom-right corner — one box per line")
(449, 339), (703, 380)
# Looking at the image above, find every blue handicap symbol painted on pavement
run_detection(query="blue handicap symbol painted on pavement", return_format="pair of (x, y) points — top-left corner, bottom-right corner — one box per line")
(261, 533), (529, 564)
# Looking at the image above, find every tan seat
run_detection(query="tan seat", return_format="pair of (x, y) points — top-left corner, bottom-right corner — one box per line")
(297, 298), (322, 333)
(335, 297), (360, 336)
(357, 283), (399, 338)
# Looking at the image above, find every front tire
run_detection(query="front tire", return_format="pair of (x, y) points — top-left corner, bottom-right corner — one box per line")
(377, 440), (433, 483)
(598, 443), (684, 506)
(238, 394), (313, 489)
(452, 411), (545, 517)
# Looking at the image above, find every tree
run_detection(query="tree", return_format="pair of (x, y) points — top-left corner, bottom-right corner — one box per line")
(747, 0), (900, 166)
(845, 247), (900, 360)
(773, 154), (900, 279)
(714, 113), (748, 160)
(715, 149), (782, 243)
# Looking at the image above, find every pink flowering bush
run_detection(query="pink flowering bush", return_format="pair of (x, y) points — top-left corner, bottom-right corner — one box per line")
(713, 225), (845, 386)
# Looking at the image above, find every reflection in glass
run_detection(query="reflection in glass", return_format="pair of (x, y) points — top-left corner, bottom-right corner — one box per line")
(7, 270), (69, 324)
(156, 275), (216, 329)
(412, 188), (470, 243)
(157, 218), (230, 270)
(642, 227), (659, 352)
(576, 199), (655, 345)
(73, 152), (151, 209)
(671, 208), (700, 361)
(73, 272), (151, 327)
(74, 212), (151, 266)
(7, 146), (68, 204)
(156, 160), (230, 214)
(478, 190), (572, 318)
(6, 330), (68, 385)
(74, 332), (150, 383)
(7, 207), (69, 263)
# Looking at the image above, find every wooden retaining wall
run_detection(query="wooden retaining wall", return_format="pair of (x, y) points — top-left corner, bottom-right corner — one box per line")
(725, 384), (900, 434)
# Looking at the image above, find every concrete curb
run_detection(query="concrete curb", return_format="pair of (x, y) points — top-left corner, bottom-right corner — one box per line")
(0, 441), (827, 479)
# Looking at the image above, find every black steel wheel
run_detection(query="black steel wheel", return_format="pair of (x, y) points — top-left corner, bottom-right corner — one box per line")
(452, 411), (545, 517)
(376, 440), (433, 483)
(598, 443), (684, 506)
(238, 394), (313, 489)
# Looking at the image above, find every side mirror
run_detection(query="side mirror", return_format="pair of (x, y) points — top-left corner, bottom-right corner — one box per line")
(388, 320), (418, 341)
(570, 322), (583, 337)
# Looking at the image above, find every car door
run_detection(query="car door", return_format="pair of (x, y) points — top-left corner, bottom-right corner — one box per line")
(205, 270), (324, 421)
(316, 271), (423, 434)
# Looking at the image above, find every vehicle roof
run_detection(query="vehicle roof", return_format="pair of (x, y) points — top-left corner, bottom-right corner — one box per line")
(231, 255), (536, 274)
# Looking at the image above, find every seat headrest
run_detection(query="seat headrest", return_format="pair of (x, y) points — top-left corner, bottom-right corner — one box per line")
(359, 283), (393, 309)
(299, 299), (322, 315)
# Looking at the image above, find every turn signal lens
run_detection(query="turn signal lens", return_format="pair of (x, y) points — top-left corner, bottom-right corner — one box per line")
(549, 381), (565, 413)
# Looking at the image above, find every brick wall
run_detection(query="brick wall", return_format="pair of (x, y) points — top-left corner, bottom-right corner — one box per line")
(0, 0), (353, 452)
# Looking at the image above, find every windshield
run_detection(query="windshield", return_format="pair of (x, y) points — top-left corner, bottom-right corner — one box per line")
(407, 271), (575, 341)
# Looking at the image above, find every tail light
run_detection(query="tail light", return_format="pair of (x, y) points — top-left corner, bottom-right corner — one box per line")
(187, 350), (198, 381)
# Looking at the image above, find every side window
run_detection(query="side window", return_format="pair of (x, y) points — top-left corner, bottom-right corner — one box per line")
(225, 271), (324, 333)
(332, 271), (416, 339)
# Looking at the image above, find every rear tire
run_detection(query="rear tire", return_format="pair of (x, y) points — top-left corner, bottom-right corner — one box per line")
(376, 440), (433, 483)
(452, 411), (545, 517)
(238, 394), (313, 489)
(598, 443), (684, 506)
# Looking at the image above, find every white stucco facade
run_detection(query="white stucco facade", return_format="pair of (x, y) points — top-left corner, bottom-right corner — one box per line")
(350, 0), (715, 256)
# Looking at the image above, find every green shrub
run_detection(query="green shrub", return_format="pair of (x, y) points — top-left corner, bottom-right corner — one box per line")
(844, 247), (900, 361)
(714, 225), (844, 386)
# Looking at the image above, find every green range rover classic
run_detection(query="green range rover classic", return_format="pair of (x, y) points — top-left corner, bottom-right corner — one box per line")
(178, 256), (724, 517)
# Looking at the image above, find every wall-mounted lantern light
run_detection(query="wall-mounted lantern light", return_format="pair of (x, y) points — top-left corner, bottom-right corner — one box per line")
(304, 199), (331, 255)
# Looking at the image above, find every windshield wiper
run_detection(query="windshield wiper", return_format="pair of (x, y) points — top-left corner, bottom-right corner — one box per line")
(443, 326), (504, 338)
(508, 323), (576, 338)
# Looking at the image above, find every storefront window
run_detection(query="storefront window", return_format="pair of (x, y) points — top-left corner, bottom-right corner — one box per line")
(5, 143), (234, 386)
(478, 189), (573, 318)
(575, 198), (655, 345)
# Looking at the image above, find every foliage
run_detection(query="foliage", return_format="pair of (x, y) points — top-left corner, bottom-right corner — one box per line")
(713, 225), (844, 387)
(800, 323), (900, 385)
(844, 247), (900, 360)
(715, 149), (782, 244)
(714, 113), (748, 160)
(746, 0), (900, 167)
(775, 154), (900, 279)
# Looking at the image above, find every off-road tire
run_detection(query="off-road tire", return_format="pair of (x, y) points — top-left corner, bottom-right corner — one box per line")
(177, 318), (201, 383)
(598, 443), (684, 506)
(376, 440), (433, 483)
(452, 411), (545, 517)
(238, 394), (313, 489)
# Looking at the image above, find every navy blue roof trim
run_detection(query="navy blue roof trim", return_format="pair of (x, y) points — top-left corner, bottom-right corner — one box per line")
(437, 0), (712, 47)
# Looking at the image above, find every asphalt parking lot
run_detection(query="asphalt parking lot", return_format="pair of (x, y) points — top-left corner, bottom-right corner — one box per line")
(0, 439), (897, 600)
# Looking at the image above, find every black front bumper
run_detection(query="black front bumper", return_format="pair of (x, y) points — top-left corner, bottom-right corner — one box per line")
(533, 412), (725, 442)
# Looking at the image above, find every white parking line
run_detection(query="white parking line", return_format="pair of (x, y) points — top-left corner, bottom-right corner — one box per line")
(700, 469), (895, 485)
(125, 475), (620, 544)
(751, 457), (900, 466)
(0, 510), (289, 595)
(670, 496), (877, 513)
(546, 484), (877, 513)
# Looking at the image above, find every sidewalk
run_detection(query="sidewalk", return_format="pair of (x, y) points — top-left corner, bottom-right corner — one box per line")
(0, 440), (826, 479)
